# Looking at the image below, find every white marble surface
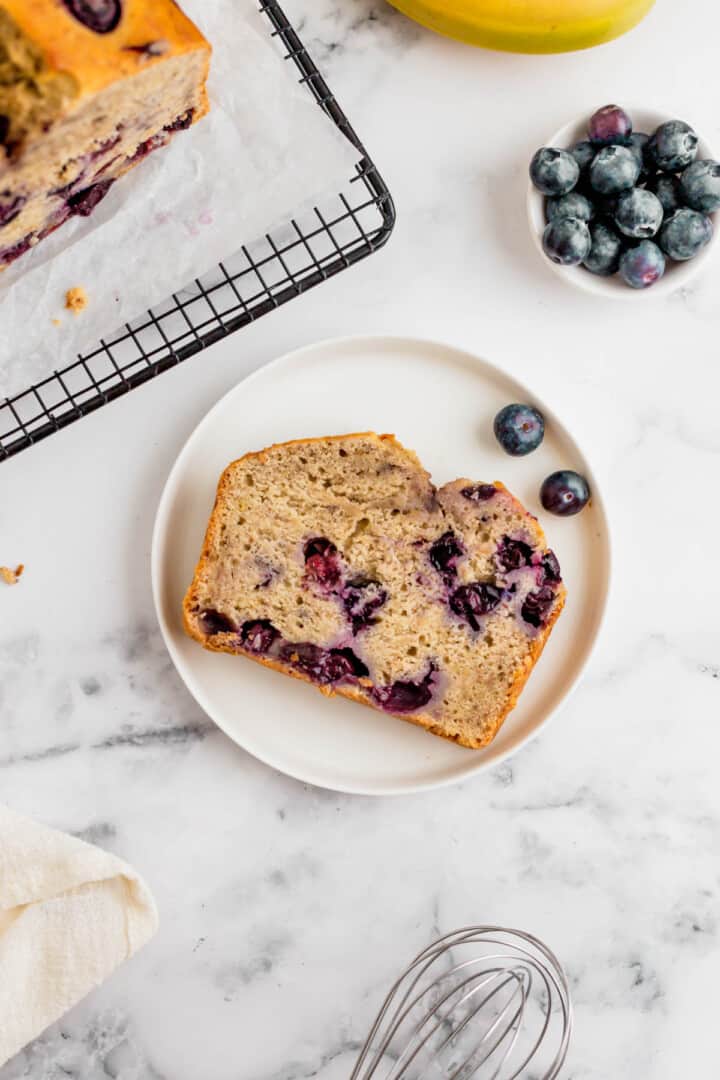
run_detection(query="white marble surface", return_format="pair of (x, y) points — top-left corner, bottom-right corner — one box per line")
(2, 1), (720, 1077)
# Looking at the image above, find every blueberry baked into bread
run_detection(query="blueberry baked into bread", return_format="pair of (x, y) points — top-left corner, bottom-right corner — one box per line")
(183, 434), (566, 749)
(0, 0), (210, 269)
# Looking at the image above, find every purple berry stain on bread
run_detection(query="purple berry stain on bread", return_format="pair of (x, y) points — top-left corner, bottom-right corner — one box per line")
(521, 586), (557, 628)
(68, 179), (115, 217)
(342, 578), (388, 633)
(199, 608), (236, 635)
(280, 642), (368, 685)
(62, 0), (122, 33)
(496, 536), (534, 573)
(303, 537), (342, 590)
(461, 484), (497, 502)
(0, 193), (26, 228)
(540, 550), (562, 584)
(450, 583), (503, 631)
(240, 620), (279, 654)
(372, 664), (437, 714)
(429, 531), (464, 578)
(165, 110), (195, 133)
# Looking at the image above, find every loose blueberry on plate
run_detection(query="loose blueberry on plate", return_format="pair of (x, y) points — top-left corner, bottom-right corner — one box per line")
(588, 104), (632, 146)
(582, 221), (622, 276)
(540, 470), (590, 516)
(589, 145), (640, 195)
(529, 147), (580, 196)
(647, 120), (698, 173)
(546, 191), (595, 224)
(658, 208), (713, 261)
(679, 159), (720, 213)
(619, 240), (665, 289)
(542, 217), (591, 265)
(493, 403), (545, 456)
(614, 188), (663, 238)
(649, 174), (681, 216)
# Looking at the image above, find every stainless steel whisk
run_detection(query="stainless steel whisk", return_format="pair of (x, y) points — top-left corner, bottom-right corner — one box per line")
(350, 926), (572, 1080)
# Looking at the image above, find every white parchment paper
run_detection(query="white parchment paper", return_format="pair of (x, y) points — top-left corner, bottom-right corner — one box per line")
(0, 0), (356, 399)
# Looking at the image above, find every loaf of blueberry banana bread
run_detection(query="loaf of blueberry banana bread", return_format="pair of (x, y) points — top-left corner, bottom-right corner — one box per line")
(0, 1), (210, 269)
(183, 433), (566, 749)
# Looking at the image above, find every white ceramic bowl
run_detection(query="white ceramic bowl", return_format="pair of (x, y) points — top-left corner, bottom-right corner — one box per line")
(527, 107), (718, 299)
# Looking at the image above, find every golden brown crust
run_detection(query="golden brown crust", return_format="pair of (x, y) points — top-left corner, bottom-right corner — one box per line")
(183, 433), (566, 751)
(2, 0), (211, 102)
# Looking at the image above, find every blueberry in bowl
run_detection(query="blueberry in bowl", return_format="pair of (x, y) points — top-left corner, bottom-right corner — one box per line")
(614, 188), (663, 239)
(527, 105), (720, 297)
(529, 148), (579, 196)
(619, 240), (666, 289)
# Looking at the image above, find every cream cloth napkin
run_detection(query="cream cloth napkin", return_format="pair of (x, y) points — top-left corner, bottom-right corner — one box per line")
(0, 805), (158, 1067)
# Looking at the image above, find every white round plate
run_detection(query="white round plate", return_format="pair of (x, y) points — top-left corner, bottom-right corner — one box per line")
(152, 336), (611, 795)
(527, 106), (718, 299)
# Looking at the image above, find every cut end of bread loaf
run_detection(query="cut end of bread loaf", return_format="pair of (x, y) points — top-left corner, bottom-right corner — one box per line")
(183, 433), (566, 750)
(0, 0), (210, 268)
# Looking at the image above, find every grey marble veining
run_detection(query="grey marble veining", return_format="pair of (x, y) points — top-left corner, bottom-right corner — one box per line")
(2, 0), (720, 1077)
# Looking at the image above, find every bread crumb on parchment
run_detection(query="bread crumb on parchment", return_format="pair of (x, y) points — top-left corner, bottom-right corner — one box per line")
(65, 287), (88, 314)
(1, 564), (24, 585)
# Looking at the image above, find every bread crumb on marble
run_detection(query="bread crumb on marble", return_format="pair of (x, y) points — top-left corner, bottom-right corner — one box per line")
(1, 564), (24, 585)
(65, 286), (88, 314)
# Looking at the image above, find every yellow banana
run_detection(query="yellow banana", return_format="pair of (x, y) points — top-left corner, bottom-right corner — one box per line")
(386, 0), (656, 53)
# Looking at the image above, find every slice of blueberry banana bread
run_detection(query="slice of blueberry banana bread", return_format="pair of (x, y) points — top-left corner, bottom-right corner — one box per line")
(0, 1), (210, 269)
(183, 433), (566, 749)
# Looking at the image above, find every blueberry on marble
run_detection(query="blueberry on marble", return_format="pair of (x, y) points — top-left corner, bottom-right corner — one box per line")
(546, 191), (595, 224)
(199, 608), (236, 635)
(529, 148), (579, 196)
(62, 0), (122, 33)
(589, 145), (640, 195)
(649, 174), (682, 216)
(618, 240), (666, 288)
(461, 484), (498, 502)
(493, 403), (545, 456)
(429, 531), (465, 577)
(648, 120), (698, 173)
(543, 217), (592, 265)
(658, 208), (713, 261)
(588, 104), (632, 146)
(450, 582), (503, 631)
(495, 536), (534, 572)
(614, 188), (663, 239)
(371, 665), (436, 713)
(240, 619), (279, 654)
(342, 578), (388, 632)
(303, 537), (342, 589)
(540, 471), (590, 516)
(582, 220), (622, 276)
(679, 159), (720, 213)
(521, 585), (557, 628)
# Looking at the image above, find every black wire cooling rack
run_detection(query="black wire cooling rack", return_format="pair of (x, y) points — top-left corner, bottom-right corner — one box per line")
(0, 1), (394, 462)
